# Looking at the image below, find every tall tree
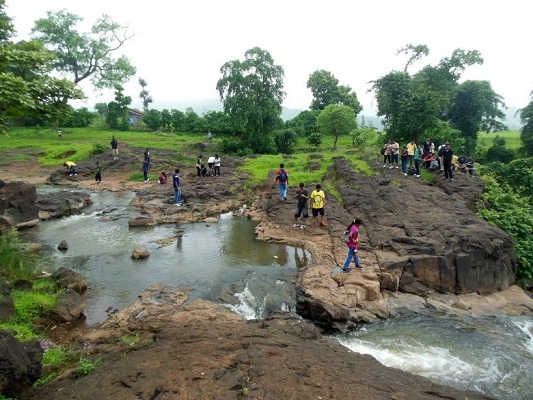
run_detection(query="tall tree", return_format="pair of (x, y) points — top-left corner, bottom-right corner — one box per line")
(138, 78), (153, 112)
(448, 80), (506, 156)
(0, 2), (82, 133)
(217, 47), (285, 153)
(371, 45), (485, 146)
(31, 10), (136, 91)
(317, 104), (357, 149)
(307, 70), (362, 116)
(519, 91), (533, 156)
(106, 85), (131, 130)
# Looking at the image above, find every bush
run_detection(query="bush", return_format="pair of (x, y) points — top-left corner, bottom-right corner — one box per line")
(89, 143), (108, 157)
(476, 175), (533, 280)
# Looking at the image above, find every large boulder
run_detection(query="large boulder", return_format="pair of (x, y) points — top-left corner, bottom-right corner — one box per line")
(333, 157), (515, 295)
(0, 330), (43, 398)
(37, 190), (93, 220)
(0, 180), (39, 228)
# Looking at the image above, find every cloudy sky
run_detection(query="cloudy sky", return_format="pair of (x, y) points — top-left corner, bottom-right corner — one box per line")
(6, 0), (533, 112)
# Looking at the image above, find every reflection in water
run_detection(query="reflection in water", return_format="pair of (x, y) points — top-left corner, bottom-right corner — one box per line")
(23, 191), (311, 325)
(293, 247), (309, 269)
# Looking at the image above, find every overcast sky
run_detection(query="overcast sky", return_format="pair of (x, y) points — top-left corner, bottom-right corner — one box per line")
(6, 0), (533, 112)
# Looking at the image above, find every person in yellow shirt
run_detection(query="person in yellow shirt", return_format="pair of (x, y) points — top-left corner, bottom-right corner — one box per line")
(310, 184), (326, 227)
(62, 161), (77, 176)
(407, 140), (417, 166)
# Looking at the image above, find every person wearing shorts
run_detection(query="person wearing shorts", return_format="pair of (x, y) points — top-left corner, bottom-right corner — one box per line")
(310, 184), (326, 227)
(293, 182), (309, 229)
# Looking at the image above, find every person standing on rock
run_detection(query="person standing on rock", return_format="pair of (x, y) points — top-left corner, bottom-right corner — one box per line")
(172, 168), (181, 206)
(275, 163), (289, 201)
(390, 140), (400, 169)
(341, 218), (363, 272)
(143, 148), (150, 182)
(293, 182), (309, 229)
(214, 154), (221, 177)
(95, 161), (103, 184)
(196, 155), (203, 178)
(440, 143), (454, 181)
(111, 136), (119, 160)
(310, 184), (326, 227)
(382, 141), (391, 168)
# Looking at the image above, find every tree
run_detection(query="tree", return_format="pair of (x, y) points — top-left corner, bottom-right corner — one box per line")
(105, 85), (131, 130)
(519, 91), (533, 156)
(307, 70), (362, 116)
(286, 109), (320, 136)
(317, 104), (357, 149)
(484, 136), (515, 164)
(0, 3), (83, 133)
(449, 80), (506, 156)
(138, 78), (153, 112)
(371, 45), (485, 147)
(143, 109), (162, 131)
(31, 10), (136, 91)
(216, 47), (285, 153)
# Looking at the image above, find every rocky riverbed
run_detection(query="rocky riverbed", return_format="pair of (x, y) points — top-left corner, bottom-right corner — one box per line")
(1, 144), (532, 399)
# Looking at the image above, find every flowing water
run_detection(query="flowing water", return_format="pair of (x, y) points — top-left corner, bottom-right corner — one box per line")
(24, 189), (310, 325)
(24, 188), (533, 399)
(335, 315), (533, 399)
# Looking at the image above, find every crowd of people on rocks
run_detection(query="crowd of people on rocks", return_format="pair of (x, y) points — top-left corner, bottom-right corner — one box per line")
(61, 133), (223, 207)
(381, 138), (475, 181)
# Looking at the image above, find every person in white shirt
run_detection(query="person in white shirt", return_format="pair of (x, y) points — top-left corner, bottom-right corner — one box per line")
(214, 154), (221, 177)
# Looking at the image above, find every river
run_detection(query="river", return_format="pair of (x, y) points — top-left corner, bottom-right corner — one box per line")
(24, 188), (533, 399)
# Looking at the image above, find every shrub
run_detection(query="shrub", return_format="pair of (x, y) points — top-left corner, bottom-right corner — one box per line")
(0, 227), (39, 280)
(89, 143), (108, 157)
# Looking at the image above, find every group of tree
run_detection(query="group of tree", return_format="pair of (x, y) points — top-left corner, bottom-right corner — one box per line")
(0, 2), (135, 133)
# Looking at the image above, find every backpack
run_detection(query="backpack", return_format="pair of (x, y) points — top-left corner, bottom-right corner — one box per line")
(341, 230), (350, 244)
(278, 169), (287, 182)
(380, 147), (385, 156)
(407, 166), (417, 176)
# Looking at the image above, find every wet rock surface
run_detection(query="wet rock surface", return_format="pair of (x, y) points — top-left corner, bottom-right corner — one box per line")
(25, 285), (492, 400)
(3, 145), (532, 399)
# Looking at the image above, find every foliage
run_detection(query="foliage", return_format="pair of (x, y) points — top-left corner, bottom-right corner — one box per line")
(352, 126), (379, 149)
(519, 91), (533, 156)
(484, 158), (533, 202)
(285, 109), (320, 136)
(306, 70), (362, 116)
(448, 80), (506, 156)
(217, 47), (285, 153)
(484, 136), (515, 163)
(138, 78), (153, 112)
(62, 107), (97, 128)
(106, 85), (131, 130)
(11, 289), (57, 324)
(370, 44), (504, 154)
(317, 104), (357, 149)
(307, 132), (324, 148)
(0, 7), (84, 133)
(0, 227), (39, 280)
(72, 356), (102, 378)
(89, 142), (108, 157)
(31, 10), (136, 91)
(143, 109), (162, 131)
(273, 128), (298, 154)
(34, 346), (72, 387)
(476, 175), (533, 280)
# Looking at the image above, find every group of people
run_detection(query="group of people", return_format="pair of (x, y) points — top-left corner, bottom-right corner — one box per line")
(275, 163), (327, 229)
(275, 163), (364, 272)
(195, 154), (221, 177)
(382, 138), (474, 182)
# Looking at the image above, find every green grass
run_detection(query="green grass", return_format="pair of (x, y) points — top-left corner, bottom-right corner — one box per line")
(0, 227), (40, 280)
(477, 130), (521, 151)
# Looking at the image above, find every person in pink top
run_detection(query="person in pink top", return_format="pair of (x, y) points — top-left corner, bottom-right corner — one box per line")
(341, 218), (363, 272)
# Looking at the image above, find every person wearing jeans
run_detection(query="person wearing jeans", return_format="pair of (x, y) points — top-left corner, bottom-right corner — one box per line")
(172, 168), (181, 206)
(275, 163), (288, 201)
(341, 218), (363, 272)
